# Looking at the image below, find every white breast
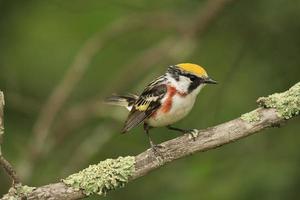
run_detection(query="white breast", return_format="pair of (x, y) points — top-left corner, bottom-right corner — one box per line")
(147, 86), (202, 127)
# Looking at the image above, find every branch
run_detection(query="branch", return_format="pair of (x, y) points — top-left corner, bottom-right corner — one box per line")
(2, 82), (298, 200)
(0, 91), (4, 152)
(0, 91), (21, 185)
(0, 156), (20, 185)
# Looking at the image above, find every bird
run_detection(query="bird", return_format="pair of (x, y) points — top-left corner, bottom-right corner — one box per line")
(105, 63), (217, 151)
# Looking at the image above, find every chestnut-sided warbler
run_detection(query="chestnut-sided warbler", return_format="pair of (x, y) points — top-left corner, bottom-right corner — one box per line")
(106, 63), (217, 151)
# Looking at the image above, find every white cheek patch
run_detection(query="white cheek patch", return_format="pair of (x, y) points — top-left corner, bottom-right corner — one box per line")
(167, 74), (191, 94)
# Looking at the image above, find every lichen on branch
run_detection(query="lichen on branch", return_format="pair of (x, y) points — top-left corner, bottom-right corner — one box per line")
(1, 184), (35, 200)
(241, 109), (261, 123)
(257, 82), (300, 119)
(62, 156), (135, 196)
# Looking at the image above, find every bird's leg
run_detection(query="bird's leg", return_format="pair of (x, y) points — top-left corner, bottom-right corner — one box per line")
(145, 125), (155, 148)
(144, 123), (163, 152)
(167, 126), (187, 133)
(167, 125), (199, 141)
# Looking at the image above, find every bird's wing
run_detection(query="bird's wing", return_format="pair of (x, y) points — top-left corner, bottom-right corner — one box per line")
(121, 81), (167, 133)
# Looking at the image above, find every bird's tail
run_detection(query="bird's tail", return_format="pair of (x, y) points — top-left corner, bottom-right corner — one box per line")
(104, 94), (138, 111)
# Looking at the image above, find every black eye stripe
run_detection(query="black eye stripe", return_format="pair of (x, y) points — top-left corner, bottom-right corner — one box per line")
(184, 74), (201, 82)
(186, 74), (204, 93)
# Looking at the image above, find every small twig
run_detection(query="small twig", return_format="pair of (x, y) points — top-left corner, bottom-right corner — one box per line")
(0, 91), (21, 185)
(0, 156), (21, 185)
(0, 91), (4, 152)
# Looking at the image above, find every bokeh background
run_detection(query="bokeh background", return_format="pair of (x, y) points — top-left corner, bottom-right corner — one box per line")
(0, 0), (300, 199)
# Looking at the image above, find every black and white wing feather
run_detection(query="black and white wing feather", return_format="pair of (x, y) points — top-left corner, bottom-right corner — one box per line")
(122, 77), (167, 133)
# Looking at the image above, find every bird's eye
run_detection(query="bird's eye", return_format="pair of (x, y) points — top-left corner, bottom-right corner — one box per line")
(190, 76), (196, 82)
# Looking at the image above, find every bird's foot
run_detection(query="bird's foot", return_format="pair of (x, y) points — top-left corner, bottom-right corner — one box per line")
(185, 129), (199, 141)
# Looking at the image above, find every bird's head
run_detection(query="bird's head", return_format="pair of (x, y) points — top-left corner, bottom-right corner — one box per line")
(167, 63), (217, 94)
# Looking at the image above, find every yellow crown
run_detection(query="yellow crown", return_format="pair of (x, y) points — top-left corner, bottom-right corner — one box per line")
(177, 63), (208, 77)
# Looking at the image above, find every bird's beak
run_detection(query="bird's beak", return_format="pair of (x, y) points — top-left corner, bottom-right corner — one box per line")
(204, 77), (218, 84)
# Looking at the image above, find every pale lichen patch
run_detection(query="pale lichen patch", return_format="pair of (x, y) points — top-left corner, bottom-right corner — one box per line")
(62, 156), (135, 196)
(1, 184), (35, 200)
(257, 82), (300, 119)
(241, 110), (261, 123)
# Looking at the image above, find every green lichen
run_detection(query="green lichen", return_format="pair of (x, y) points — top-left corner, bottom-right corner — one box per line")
(257, 82), (300, 119)
(241, 110), (261, 123)
(62, 156), (135, 196)
(2, 184), (36, 200)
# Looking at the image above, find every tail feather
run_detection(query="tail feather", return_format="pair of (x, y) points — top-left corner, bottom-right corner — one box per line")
(104, 94), (138, 111)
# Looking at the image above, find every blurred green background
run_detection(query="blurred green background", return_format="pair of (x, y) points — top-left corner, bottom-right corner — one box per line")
(0, 0), (300, 199)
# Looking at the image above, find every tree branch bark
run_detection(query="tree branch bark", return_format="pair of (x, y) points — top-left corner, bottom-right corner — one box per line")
(2, 82), (298, 200)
